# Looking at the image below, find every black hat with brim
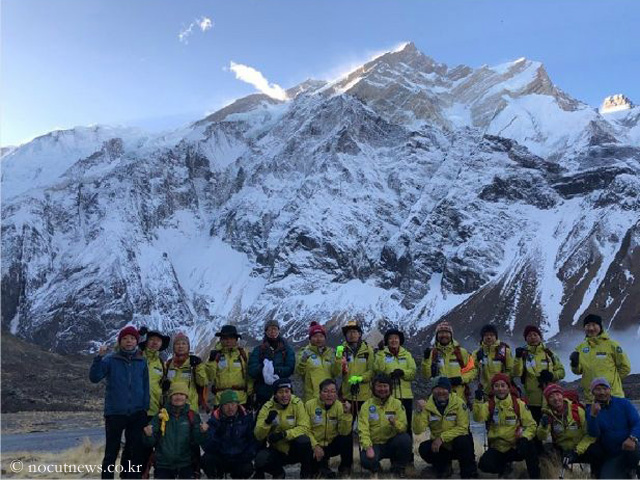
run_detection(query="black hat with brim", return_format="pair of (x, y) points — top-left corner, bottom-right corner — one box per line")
(215, 325), (242, 339)
(139, 328), (170, 352)
(384, 328), (405, 346)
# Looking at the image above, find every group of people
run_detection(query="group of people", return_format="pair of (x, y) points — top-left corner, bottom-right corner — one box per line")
(89, 313), (639, 479)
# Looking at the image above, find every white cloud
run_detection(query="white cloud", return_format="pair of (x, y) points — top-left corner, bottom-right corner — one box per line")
(179, 16), (214, 44)
(228, 62), (289, 101)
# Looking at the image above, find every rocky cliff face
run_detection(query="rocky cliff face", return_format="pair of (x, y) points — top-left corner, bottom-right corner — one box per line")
(2, 43), (638, 353)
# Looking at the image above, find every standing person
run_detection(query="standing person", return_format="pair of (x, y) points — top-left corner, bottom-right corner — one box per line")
(587, 378), (640, 479)
(413, 376), (478, 478)
(472, 324), (514, 395)
(512, 325), (565, 423)
(305, 379), (353, 478)
(248, 320), (296, 409)
(331, 320), (375, 414)
(164, 332), (208, 413)
(358, 374), (412, 477)
(536, 383), (604, 478)
(296, 321), (335, 402)
(89, 326), (149, 479)
(206, 325), (251, 408)
(253, 378), (313, 479)
(571, 313), (631, 405)
(143, 383), (208, 479)
(202, 390), (257, 479)
(422, 321), (476, 403)
(474, 373), (540, 479)
(373, 328), (417, 432)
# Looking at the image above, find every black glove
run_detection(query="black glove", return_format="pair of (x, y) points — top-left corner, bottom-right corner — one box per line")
(210, 384), (217, 395)
(515, 347), (526, 359)
(450, 376), (462, 387)
(562, 450), (578, 465)
(538, 369), (554, 385)
(190, 355), (202, 367)
(570, 351), (579, 368)
(540, 414), (549, 428)
(475, 387), (484, 401)
(208, 350), (220, 362)
(515, 437), (529, 454)
(476, 349), (485, 363)
(265, 410), (278, 425)
(350, 383), (361, 397)
(391, 369), (404, 379)
(161, 378), (171, 393)
(268, 432), (286, 444)
(430, 363), (439, 379)
(423, 347), (432, 360)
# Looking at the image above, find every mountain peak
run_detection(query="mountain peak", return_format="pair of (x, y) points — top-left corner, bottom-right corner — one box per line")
(600, 93), (634, 114)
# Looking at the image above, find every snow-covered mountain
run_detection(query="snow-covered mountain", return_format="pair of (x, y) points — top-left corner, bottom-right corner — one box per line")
(2, 42), (638, 353)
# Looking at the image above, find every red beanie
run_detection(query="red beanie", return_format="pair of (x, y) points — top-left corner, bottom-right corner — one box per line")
(172, 331), (190, 349)
(118, 326), (140, 343)
(490, 373), (511, 386)
(543, 383), (563, 401)
(308, 321), (326, 338)
(523, 325), (542, 340)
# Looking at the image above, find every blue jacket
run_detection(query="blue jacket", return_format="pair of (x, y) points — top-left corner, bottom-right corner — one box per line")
(248, 337), (295, 404)
(587, 396), (640, 455)
(89, 349), (150, 416)
(203, 406), (257, 458)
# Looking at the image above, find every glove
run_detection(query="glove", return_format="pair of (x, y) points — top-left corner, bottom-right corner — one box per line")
(300, 350), (312, 362)
(161, 378), (171, 393)
(268, 432), (286, 444)
(391, 369), (404, 380)
(423, 347), (432, 360)
(570, 351), (579, 368)
(430, 363), (439, 379)
(540, 414), (549, 428)
(190, 355), (202, 367)
(538, 370), (554, 385)
(515, 347), (526, 359)
(208, 350), (220, 362)
(562, 450), (578, 465)
(515, 437), (529, 453)
(265, 410), (278, 425)
(210, 384), (217, 395)
(476, 349), (485, 363)
(450, 376), (462, 387)
(350, 383), (361, 397)
(475, 387), (484, 401)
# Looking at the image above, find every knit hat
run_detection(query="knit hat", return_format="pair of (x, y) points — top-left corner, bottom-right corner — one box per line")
(543, 383), (564, 401)
(341, 320), (363, 336)
(264, 319), (280, 331)
(118, 326), (140, 343)
(590, 377), (611, 392)
(172, 332), (190, 350)
(384, 328), (405, 346)
(480, 324), (498, 340)
(432, 376), (452, 392)
(435, 321), (453, 336)
(216, 325), (242, 339)
(490, 373), (512, 387)
(219, 389), (240, 405)
(273, 378), (293, 392)
(583, 314), (603, 330)
(169, 382), (189, 398)
(308, 321), (326, 338)
(523, 325), (542, 340)
(138, 326), (170, 351)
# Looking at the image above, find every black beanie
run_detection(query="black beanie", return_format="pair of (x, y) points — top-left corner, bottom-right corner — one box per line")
(480, 324), (498, 340)
(583, 313), (603, 330)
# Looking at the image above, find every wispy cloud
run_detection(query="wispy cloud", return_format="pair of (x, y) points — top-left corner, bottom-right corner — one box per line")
(178, 16), (213, 44)
(228, 62), (289, 101)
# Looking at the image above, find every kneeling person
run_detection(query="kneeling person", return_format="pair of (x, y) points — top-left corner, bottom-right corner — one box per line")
(358, 374), (412, 477)
(414, 377), (477, 478)
(305, 379), (353, 477)
(254, 378), (313, 478)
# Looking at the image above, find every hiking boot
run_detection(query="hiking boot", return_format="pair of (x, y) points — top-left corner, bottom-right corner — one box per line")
(435, 464), (453, 478)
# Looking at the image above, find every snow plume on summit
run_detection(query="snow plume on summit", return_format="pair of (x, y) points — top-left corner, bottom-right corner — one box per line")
(229, 62), (289, 101)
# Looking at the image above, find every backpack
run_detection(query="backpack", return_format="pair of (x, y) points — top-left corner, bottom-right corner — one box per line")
(486, 387), (527, 428)
(520, 346), (556, 384)
(431, 345), (474, 403)
(164, 357), (209, 412)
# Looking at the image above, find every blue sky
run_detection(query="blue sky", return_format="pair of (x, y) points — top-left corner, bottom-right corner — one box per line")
(2, 0), (639, 147)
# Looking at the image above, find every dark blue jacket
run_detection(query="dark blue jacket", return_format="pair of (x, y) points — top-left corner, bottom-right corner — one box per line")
(89, 349), (150, 416)
(203, 407), (257, 458)
(587, 396), (640, 455)
(248, 337), (295, 405)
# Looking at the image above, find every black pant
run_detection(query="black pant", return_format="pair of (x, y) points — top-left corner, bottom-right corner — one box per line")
(600, 445), (640, 479)
(550, 441), (606, 478)
(202, 452), (254, 479)
(419, 433), (478, 478)
(254, 436), (313, 478)
(154, 466), (193, 479)
(359, 433), (412, 473)
(529, 405), (543, 424)
(401, 399), (413, 435)
(102, 411), (147, 479)
(478, 438), (540, 479)
(311, 435), (353, 474)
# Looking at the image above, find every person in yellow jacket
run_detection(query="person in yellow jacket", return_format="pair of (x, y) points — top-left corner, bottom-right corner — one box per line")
(570, 313), (631, 404)
(472, 324), (514, 395)
(332, 320), (375, 412)
(374, 328), (417, 432)
(512, 324), (565, 423)
(296, 321), (335, 402)
(305, 378), (353, 477)
(164, 332), (208, 413)
(413, 376), (478, 478)
(422, 321), (476, 402)
(473, 373), (540, 478)
(358, 374), (412, 476)
(254, 378), (313, 478)
(536, 383), (605, 477)
(205, 325), (252, 407)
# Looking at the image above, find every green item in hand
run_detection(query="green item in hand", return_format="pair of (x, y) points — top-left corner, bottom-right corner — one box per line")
(336, 345), (345, 358)
(348, 375), (363, 385)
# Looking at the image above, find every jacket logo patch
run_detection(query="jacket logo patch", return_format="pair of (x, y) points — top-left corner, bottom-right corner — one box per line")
(582, 347), (590, 353)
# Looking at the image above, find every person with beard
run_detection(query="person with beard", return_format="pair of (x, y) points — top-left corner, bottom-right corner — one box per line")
(536, 383), (604, 478)
(358, 374), (412, 477)
(571, 313), (631, 406)
(296, 322), (335, 402)
(512, 325), (565, 423)
(413, 376), (478, 478)
(90, 326), (149, 479)
(248, 320), (296, 409)
(254, 378), (313, 478)
(471, 324), (514, 395)
(474, 373), (540, 479)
